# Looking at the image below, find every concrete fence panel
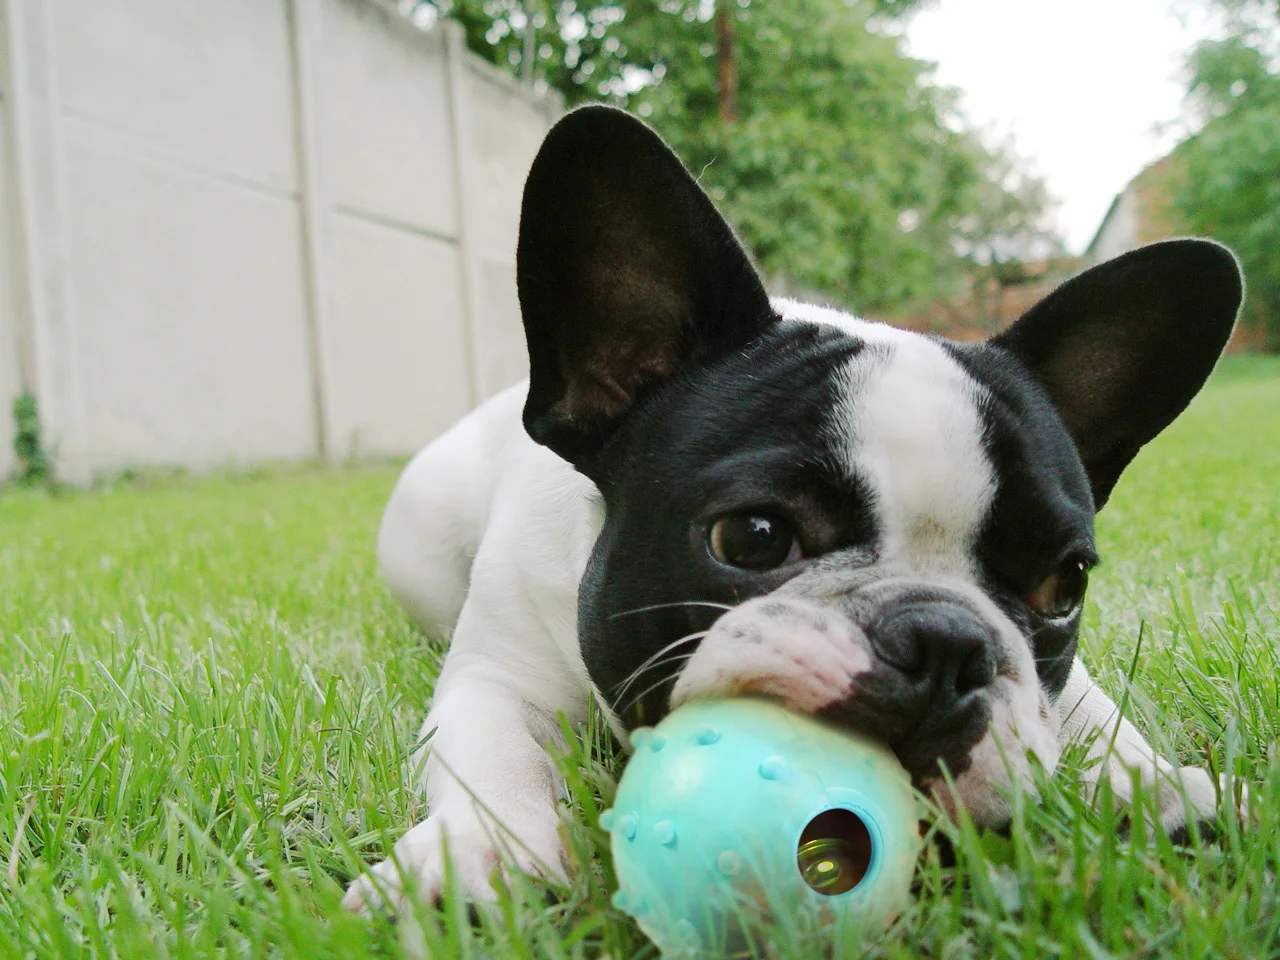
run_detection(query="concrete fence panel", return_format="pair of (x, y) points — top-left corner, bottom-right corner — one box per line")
(464, 59), (559, 400)
(54, 0), (301, 192)
(0, 0), (560, 484)
(62, 138), (319, 470)
(315, 0), (473, 460)
(319, 0), (457, 237)
(323, 208), (472, 460)
(0, 74), (21, 480)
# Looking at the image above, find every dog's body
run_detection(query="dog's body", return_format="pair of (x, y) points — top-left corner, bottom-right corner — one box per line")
(343, 107), (1243, 912)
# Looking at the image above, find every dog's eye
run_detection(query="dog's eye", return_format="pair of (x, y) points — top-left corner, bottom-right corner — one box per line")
(708, 513), (801, 570)
(1026, 557), (1090, 619)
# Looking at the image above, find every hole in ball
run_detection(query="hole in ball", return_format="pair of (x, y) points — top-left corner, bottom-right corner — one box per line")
(796, 809), (873, 896)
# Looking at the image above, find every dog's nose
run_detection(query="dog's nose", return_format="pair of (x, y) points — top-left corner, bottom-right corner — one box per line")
(818, 601), (999, 781)
(868, 603), (997, 710)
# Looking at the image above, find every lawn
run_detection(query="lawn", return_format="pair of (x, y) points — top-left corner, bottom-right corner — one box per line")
(2, 356), (1278, 959)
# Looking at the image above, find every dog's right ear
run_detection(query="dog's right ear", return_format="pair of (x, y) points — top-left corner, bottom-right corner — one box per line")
(517, 105), (777, 467)
(993, 238), (1242, 507)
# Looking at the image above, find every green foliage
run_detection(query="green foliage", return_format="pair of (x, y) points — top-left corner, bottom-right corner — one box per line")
(620, 0), (1057, 311)
(408, 0), (1056, 312)
(0, 357), (1278, 957)
(11, 392), (51, 486)
(417, 0), (932, 100)
(1172, 3), (1280, 348)
(419, 0), (637, 96)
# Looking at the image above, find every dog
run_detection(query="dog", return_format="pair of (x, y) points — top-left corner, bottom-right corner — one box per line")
(342, 105), (1243, 913)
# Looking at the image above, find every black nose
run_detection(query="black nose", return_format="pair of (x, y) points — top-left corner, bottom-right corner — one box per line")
(818, 601), (999, 781)
(868, 603), (997, 711)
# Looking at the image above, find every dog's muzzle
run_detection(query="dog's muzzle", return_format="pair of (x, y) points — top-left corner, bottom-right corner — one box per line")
(820, 589), (999, 782)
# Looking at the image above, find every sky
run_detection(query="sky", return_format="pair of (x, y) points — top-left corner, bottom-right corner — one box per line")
(902, 0), (1217, 254)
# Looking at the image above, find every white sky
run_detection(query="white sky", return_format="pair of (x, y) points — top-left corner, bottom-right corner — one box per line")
(902, 0), (1216, 253)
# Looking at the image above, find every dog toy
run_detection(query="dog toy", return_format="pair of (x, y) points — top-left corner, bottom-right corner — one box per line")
(600, 698), (920, 958)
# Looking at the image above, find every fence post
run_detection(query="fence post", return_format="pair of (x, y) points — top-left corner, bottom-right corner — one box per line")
(1, 0), (85, 482)
(287, 0), (335, 462)
(441, 19), (481, 411)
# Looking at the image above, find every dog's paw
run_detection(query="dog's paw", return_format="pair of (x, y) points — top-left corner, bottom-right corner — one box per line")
(1152, 765), (1253, 843)
(1151, 764), (1216, 838)
(341, 806), (567, 916)
(671, 597), (870, 714)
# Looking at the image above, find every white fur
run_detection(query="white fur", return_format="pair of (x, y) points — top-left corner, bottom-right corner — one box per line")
(777, 300), (996, 576)
(1057, 659), (1223, 831)
(343, 383), (599, 912)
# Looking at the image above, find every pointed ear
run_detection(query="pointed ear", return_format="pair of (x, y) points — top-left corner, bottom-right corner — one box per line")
(516, 105), (777, 466)
(993, 238), (1243, 507)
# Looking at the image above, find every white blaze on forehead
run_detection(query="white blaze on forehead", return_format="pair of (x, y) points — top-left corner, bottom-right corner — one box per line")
(774, 299), (996, 575)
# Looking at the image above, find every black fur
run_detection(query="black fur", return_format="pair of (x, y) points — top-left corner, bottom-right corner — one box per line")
(517, 104), (776, 469)
(944, 340), (1098, 697)
(514, 105), (1244, 788)
(991, 239), (1243, 507)
(577, 321), (872, 725)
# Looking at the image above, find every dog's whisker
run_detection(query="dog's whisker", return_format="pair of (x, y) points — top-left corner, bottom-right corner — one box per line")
(619, 654), (698, 719)
(611, 631), (707, 701)
(608, 600), (733, 621)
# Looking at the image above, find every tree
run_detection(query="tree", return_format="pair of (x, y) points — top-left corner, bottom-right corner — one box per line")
(401, 0), (1057, 313)
(1171, 0), (1280, 348)
(616, 0), (1058, 311)
(401, 0), (932, 105)
(398, 0), (645, 99)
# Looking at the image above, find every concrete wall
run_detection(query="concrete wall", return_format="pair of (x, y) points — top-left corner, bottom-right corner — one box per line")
(0, 20), (21, 481)
(0, 0), (559, 483)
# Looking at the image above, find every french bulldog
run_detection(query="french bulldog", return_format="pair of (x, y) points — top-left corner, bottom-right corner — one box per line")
(342, 105), (1243, 913)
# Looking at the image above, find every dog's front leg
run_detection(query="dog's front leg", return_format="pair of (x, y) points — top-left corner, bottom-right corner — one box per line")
(342, 628), (589, 913)
(1056, 658), (1222, 838)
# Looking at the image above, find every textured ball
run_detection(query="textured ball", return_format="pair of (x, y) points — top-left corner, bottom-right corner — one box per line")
(600, 698), (921, 958)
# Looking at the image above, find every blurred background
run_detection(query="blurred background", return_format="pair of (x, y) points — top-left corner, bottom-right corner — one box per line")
(2, 0), (1275, 486)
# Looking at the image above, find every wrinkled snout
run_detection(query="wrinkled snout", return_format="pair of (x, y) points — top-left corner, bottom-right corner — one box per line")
(844, 599), (999, 780)
(669, 589), (1007, 783)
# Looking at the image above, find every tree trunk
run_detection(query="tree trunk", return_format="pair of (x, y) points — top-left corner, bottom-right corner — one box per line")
(716, 3), (738, 124)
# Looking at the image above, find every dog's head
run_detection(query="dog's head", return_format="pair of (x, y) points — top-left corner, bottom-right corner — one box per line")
(516, 106), (1242, 825)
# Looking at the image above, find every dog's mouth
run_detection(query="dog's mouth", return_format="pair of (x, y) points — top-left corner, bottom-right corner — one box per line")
(817, 683), (994, 785)
(594, 573), (1065, 833)
(655, 598), (999, 768)
(617, 683), (993, 787)
(820, 600), (1002, 783)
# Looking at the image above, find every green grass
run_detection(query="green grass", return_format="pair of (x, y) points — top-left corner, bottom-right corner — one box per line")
(2, 355), (1279, 959)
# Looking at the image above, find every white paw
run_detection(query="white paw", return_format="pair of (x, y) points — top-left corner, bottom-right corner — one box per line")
(1154, 764), (1218, 831)
(671, 598), (870, 714)
(341, 805), (567, 915)
(1151, 766), (1253, 837)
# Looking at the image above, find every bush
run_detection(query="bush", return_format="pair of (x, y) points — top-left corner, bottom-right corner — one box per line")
(12, 393), (51, 486)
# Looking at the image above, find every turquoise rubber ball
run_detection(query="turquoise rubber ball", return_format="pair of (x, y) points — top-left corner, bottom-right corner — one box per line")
(600, 698), (921, 958)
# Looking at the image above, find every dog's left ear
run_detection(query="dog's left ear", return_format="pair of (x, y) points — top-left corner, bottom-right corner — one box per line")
(517, 105), (777, 467)
(993, 238), (1243, 508)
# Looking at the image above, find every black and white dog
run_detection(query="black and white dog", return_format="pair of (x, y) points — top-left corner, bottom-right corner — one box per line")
(343, 106), (1242, 912)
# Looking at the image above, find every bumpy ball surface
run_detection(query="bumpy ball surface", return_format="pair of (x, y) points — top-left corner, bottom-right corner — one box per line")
(601, 699), (920, 958)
